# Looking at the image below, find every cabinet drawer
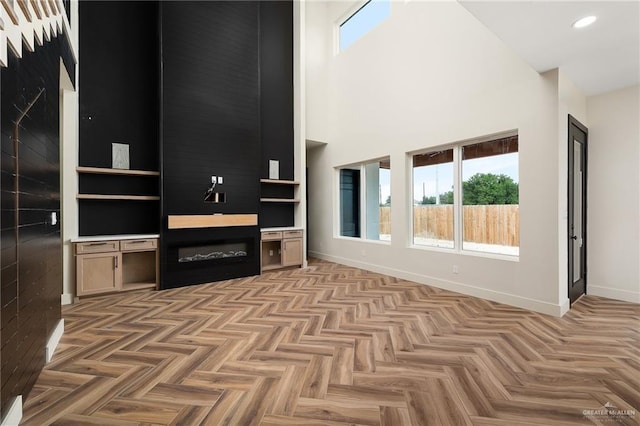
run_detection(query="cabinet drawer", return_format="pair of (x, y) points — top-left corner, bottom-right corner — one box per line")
(121, 239), (157, 251)
(262, 231), (282, 241)
(76, 240), (119, 254)
(283, 230), (302, 239)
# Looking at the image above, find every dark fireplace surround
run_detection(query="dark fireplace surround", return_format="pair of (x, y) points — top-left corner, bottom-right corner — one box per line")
(162, 226), (260, 289)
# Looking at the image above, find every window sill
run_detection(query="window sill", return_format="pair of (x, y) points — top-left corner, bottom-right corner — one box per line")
(461, 249), (519, 262)
(409, 243), (456, 255)
(409, 243), (520, 262)
(334, 236), (391, 245)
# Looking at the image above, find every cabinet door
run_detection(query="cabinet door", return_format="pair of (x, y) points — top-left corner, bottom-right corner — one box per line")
(282, 238), (302, 267)
(77, 253), (122, 296)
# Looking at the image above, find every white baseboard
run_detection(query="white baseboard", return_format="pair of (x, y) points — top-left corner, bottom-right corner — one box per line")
(588, 285), (640, 304)
(61, 293), (74, 305)
(46, 319), (64, 363)
(309, 251), (568, 317)
(559, 298), (571, 316)
(1, 395), (22, 426)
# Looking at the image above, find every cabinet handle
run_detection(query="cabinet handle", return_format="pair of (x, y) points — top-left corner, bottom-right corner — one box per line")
(115, 257), (118, 269)
(88, 242), (108, 246)
(129, 240), (147, 244)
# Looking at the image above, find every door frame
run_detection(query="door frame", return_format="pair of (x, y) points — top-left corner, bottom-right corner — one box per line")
(568, 115), (588, 304)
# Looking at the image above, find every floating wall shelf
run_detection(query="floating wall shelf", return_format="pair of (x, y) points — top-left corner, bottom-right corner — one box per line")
(77, 167), (160, 203)
(260, 179), (299, 204)
(77, 166), (160, 176)
(260, 198), (300, 203)
(77, 194), (160, 201)
(260, 179), (299, 185)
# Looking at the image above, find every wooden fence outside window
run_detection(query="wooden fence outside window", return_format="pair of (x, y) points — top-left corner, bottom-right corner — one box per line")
(379, 205), (519, 247)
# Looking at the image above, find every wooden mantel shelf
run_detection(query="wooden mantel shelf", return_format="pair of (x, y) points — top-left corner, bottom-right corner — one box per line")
(77, 166), (160, 177)
(167, 214), (258, 230)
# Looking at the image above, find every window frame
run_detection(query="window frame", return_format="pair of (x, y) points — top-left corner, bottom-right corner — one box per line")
(335, 0), (391, 54)
(409, 131), (519, 259)
(335, 157), (392, 243)
(409, 148), (456, 249)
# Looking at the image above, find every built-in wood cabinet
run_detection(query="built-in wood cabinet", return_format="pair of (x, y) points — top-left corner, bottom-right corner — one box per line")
(261, 228), (303, 272)
(74, 235), (159, 297)
(282, 237), (302, 267)
(76, 252), (121, 295)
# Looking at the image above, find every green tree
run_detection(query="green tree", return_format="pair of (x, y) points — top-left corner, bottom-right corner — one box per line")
(462, 173), (518, 205)
(439, 190), (454, 204)
(419, 196), (436, 205)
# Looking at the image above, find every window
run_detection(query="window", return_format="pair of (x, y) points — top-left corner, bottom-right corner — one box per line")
(367, 159), (391, 241)
(462, 136), (519, 255)
(339, 0), (391, 52)
(411, 134), (519, 256)
(340, 168), (361, 237)
(412, 149), (454, 248)
(338, 158), (391, 241)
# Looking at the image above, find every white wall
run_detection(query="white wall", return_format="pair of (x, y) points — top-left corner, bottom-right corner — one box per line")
(60, 85), (78, 304)
(364, 162), (380, 240)
(586, 85), (640, 303)
(305, 0), (330, 143)
(306, 1), (568, 315)
(60, 1), (80, 304)
(556, 69), (588, 305)
(294, 0), (308, 266)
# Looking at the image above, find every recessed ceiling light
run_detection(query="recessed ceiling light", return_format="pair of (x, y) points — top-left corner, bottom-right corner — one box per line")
(572, 16), (597, 29)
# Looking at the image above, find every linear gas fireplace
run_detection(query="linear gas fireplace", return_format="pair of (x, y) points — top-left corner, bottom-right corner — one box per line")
(172, 238), (253, 267)
(160, 216), (260, 289)
(161, 228), (260, 290)
(178, 241), (248, 263)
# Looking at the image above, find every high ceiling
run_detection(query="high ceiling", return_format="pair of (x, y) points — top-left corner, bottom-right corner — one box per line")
(458, 0), (640, 96)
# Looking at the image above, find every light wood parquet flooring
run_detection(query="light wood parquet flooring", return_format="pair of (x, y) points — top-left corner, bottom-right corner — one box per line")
(21, 259), (640, 425)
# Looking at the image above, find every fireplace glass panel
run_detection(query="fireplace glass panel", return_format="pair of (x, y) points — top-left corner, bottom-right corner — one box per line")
(178, 241), (248, 263)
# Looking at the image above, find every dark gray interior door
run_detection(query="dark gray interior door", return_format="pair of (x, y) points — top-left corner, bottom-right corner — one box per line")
(568, 115), (588, 304)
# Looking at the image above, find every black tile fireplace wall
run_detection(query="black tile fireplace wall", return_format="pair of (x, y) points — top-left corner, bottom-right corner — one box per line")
(160, 1), (293, 288)
(160, 1), (261, 288)
(161, 1), (261, 217)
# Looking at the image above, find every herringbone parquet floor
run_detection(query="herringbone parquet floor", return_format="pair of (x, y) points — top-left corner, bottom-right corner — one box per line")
(21, 259), (640, 425)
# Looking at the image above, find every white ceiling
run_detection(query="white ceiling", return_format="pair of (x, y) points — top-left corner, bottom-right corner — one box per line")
(458, 0), (640, 96)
